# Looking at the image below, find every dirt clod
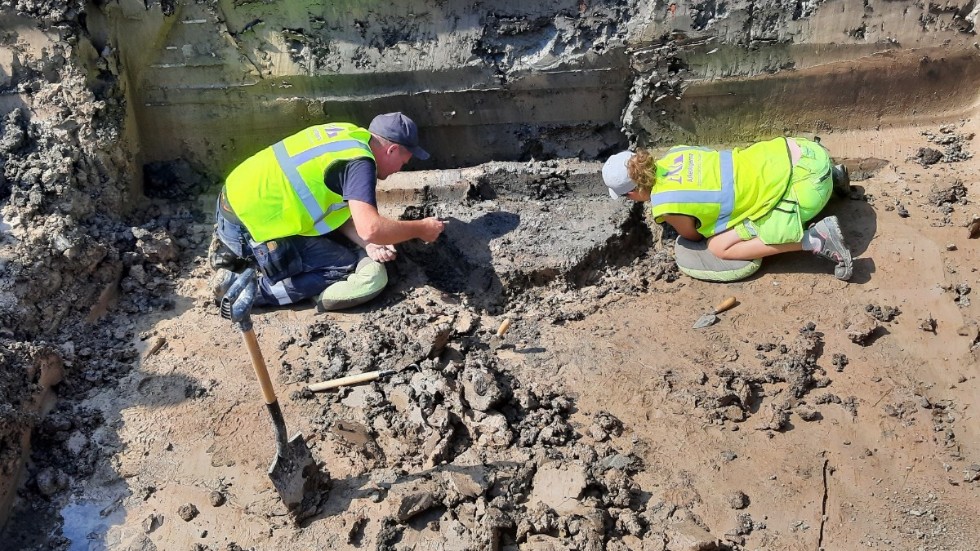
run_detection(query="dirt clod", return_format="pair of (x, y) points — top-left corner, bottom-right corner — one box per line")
(178, 503), (200, 522)
(865, 304), (900, 322)
(968, 216), (980, 238)
(916, 147), (943, 165)
(847, 316), (880, 345)
(727, 491), (749, 509)
(965, 465), (980, 483)
(208, 491), (225, 507)
(589, 411), (624, 442)
(919, 317), (937, 333)
(34, 468), (68, 497)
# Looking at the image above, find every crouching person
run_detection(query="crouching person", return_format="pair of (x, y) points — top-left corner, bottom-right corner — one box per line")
(209, 112), (445, 310)
(602, 136), (854, 281)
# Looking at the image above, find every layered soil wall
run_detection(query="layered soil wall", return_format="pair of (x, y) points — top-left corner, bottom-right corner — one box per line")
(88, 0), (980, 174)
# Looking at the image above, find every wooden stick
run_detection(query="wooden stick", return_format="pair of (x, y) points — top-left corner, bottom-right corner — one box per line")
(308, 370), (389, 392)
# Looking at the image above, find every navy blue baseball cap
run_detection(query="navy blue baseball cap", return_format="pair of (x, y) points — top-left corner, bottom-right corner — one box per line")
(369, 112), (430, 160)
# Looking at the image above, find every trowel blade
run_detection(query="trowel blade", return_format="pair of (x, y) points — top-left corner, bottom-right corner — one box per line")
(268, 432), (322, 518)
(692, 313), (718, 329)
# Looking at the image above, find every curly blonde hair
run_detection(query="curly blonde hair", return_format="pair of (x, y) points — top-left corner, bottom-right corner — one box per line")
(626, 149), (656, 191)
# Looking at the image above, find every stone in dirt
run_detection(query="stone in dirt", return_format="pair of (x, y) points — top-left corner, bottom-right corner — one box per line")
(34, 468), (68, 497)
(346, 515), (368, 544)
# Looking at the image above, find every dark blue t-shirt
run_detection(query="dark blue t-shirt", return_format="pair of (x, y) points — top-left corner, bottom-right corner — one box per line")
(325, 159), (377, 207)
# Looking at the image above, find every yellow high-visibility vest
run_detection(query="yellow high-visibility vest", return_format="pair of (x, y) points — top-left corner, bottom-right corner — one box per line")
(225, 123), (374, 242)
(650, 137), (793, 238)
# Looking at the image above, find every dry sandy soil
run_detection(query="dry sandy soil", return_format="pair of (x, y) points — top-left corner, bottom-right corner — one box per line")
(6, 125), (980, 551)
(1, 1), (979, 551)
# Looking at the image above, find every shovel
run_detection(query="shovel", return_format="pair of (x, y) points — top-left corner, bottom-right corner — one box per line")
(693, 296), (738, 329)
(220, 269), (323, 519)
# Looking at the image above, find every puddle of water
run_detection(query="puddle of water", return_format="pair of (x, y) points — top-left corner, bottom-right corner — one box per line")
(60, 498), (125, 551)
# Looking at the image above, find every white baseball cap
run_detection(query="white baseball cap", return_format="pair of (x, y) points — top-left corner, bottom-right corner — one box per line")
(602, 151), (636, 198)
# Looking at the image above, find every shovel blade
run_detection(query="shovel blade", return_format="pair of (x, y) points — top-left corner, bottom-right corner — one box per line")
(268, 432), (323, 518)
(692, 313), (718, 329)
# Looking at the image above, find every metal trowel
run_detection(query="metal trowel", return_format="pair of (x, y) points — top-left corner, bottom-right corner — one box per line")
(693, 296), (738, 329)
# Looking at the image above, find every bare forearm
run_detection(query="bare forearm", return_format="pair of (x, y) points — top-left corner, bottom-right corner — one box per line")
(340, 214), (417, 247)
(357, 217), (428, 245)
(349, 200), (444, 245)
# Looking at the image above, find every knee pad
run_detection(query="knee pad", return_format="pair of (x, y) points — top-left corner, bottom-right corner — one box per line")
(316, 257), (388, 311)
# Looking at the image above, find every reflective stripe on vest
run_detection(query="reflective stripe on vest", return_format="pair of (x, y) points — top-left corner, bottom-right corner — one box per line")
(271, 138), (370, 235)
(650, 150), (735, 234)
(666, 145), (713, 154)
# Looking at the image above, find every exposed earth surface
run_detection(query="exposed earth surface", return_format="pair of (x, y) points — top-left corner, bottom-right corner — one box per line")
(1, 1), (979, 550)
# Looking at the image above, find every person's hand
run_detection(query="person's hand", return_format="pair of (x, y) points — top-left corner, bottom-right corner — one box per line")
(418, 217), (445, 243)
(366, 243), (397, 263)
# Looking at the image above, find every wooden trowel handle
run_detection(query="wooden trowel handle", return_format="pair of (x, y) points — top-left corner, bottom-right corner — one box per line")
(308, 371), (384, 392)
(243, 328), (278, 405)
(713, 296), (738, 314)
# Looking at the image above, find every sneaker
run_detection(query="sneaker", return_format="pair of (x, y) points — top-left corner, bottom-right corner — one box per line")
(208, 268), (235, 304)
(807, 216), (853, 281)
(831, 164), (851, 198)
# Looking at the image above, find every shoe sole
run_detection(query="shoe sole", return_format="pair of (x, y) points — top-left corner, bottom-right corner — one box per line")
(823, 216), (853, 281)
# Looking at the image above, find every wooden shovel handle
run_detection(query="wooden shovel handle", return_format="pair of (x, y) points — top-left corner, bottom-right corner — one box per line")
(243, 328), (277, 405)
(308, 371), (383, 392)
(713, 296), (738, 314)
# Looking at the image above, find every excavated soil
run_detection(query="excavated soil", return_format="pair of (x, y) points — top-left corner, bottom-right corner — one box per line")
(1, 1), (980, 551)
